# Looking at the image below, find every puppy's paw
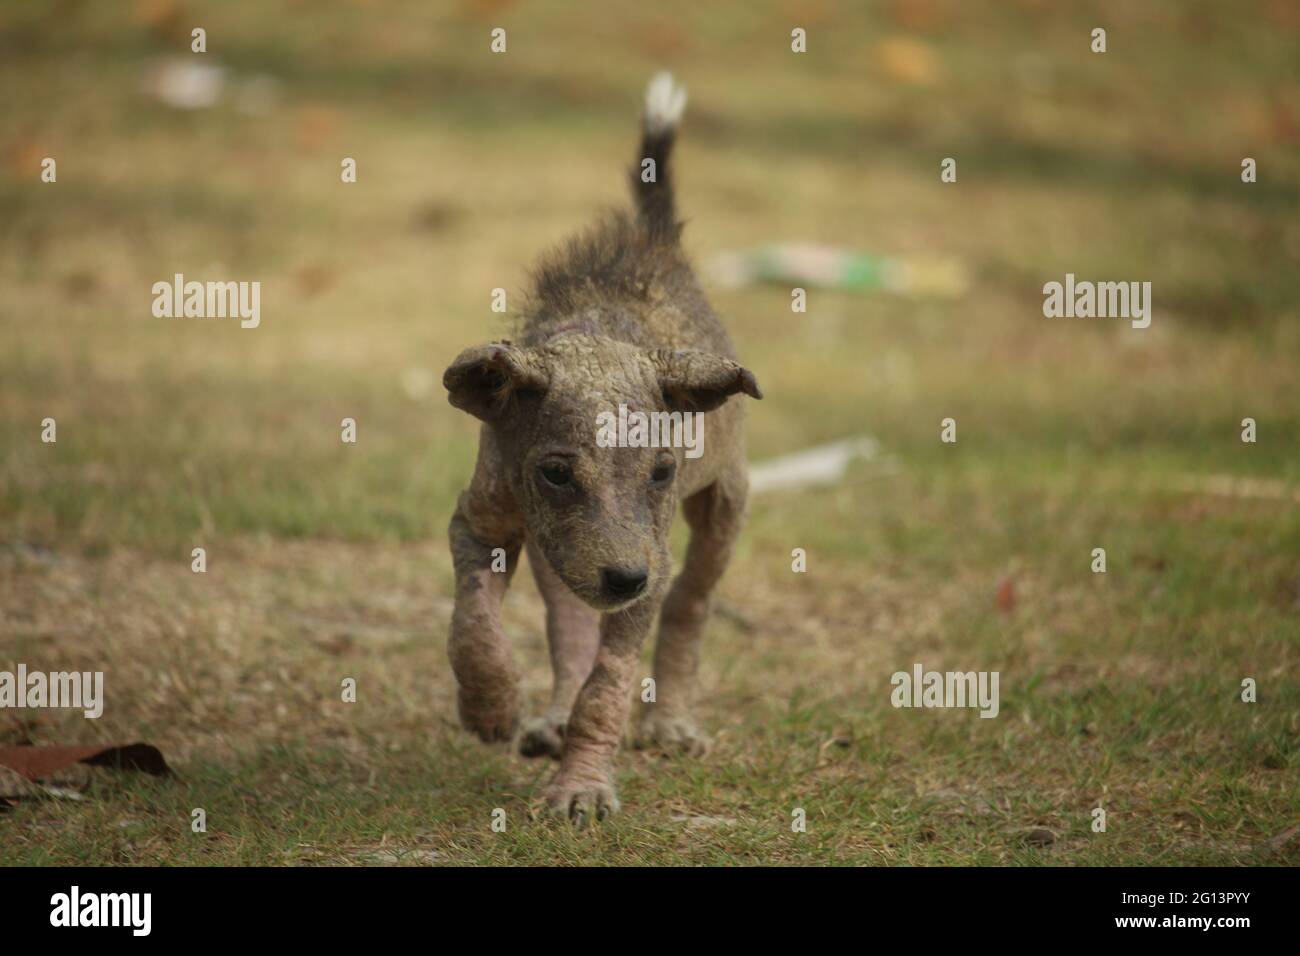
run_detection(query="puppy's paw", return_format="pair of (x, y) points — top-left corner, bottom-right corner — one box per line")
(635, 711), (712, 756)
(518, 715), (565, 760)
(538, 775), (620, 826)
(457, 687), (519, 743)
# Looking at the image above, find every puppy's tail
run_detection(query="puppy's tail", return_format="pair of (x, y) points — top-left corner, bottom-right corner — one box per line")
(631, 71), (686, 243)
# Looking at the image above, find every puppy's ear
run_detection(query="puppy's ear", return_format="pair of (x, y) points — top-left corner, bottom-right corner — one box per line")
(443, 342), (549, 421)
(650, 348), (763, 413)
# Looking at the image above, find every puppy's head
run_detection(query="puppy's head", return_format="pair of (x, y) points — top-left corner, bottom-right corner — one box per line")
(444, 334), (760, 610)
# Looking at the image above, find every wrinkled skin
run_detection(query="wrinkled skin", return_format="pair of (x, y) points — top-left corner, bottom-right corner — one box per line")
(498, 338), (680, 611)
(442, 78), (760, 823)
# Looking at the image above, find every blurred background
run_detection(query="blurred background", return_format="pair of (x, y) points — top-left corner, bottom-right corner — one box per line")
(0, 1), (1297, 864)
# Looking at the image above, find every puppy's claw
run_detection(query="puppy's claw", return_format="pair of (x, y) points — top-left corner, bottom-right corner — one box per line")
(539, 777), (621, 825)
(518, 715), (565, 760)
(458, 689), (519, 743)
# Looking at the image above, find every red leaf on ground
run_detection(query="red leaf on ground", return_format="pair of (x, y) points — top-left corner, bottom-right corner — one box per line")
(0, 743), (170, 781)
(996, 577), (1017, 613)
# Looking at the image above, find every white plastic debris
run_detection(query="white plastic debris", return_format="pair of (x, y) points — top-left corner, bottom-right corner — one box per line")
(749, 436), (883, 494)
(141, 57), (226, 110)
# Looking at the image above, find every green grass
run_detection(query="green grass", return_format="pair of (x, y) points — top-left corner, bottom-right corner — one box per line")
(1, 0), (1297, 865)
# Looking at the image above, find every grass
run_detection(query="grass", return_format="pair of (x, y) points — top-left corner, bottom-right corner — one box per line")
(1, 0), (1297, 865)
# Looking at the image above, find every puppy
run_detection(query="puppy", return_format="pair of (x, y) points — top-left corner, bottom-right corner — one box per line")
(443, 73), (761, 823)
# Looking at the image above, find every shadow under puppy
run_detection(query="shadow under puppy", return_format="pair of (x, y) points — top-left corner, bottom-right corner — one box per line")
(443, 73), (762, 824)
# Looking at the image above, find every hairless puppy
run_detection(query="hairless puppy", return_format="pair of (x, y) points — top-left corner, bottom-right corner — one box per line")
(443, 73), (761, 824)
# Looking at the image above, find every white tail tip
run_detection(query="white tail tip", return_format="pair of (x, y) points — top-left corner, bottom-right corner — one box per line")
(644, 71), (687, 135)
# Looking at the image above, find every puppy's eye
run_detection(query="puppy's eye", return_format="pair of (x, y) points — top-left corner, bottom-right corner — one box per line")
(538, 462), (573, 488)
(650, 461), (675, 486)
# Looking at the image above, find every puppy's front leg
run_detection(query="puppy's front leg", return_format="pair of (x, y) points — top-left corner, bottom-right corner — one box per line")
(638, 474), (747, 754)
(447, 437), (526, 742)
(541, 594), (659, 824)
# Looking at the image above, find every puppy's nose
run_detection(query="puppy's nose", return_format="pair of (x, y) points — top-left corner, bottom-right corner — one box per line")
(601, 566), (648, 600)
